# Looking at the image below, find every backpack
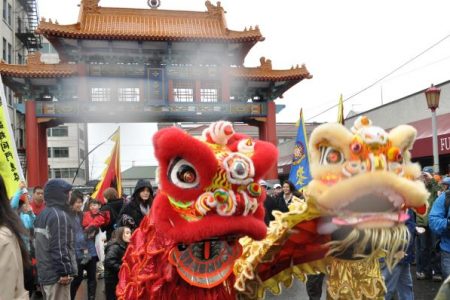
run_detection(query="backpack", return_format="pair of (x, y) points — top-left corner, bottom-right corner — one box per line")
(434, 191), (450, 252)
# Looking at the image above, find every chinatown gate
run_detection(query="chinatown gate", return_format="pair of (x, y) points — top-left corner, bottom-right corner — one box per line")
(0, 0), (311, 187)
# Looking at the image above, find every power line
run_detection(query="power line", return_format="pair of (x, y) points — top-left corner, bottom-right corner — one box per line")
(306, 32), (450, 121)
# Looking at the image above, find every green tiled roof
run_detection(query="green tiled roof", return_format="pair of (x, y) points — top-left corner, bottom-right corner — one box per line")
(122, 166), (158, 180)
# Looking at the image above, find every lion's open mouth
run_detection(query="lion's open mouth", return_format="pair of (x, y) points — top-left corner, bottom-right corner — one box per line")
(330, 190), (409, 228)
(168, 238), (242, 288)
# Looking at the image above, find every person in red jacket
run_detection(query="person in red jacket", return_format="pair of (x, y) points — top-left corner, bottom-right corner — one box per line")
(82, 199), (110, 239)
(30, 186), (45, 216)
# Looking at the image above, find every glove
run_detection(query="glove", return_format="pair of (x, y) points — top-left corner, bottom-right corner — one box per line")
(80, 252), (92, 265)
(416, 226), (426, 234)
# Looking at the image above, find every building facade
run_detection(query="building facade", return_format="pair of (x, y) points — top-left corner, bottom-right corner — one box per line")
(0, 0), (40, 178)
(47, 123), (89, 185)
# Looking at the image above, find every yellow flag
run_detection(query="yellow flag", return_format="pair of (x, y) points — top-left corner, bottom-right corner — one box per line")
(0, 77), (24, 198)
(337, 94), (344, 125)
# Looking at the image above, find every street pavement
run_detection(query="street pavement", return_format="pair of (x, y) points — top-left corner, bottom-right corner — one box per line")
(31, 265), (442, 300)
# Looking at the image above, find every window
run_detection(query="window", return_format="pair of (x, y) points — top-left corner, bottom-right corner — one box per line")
(2, 87), (9, 104)
(17, 128), (23, 148)
(2, 38), (5, 61)
(119, 87), (140, 102)
(42, 43), (49, 53)
(200, 81), (219, 103)
(2, 0), (5, 20)
(91, 87), (111, 102)
(17, 17), (21, 33)
(79, 148), (85, 159)
(41, 43), (50, 54)
(17, 53), (22, 64)
(173, 81), (194, 102)
(48, 147), (69, 158)
(47, 126), (68, 137)
(78, 127), (85, 140)
(7, 4), (10, 25)
(51, 168), (83, 179)
(7, 87), (11, 105)
(7, 43), (11, 63)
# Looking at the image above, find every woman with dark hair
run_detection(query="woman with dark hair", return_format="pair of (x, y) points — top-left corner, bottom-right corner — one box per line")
(0, 175), (29, 299)
(118, 180), (154, 228)
(264, 180), (303, 224)
(69, 190), (98, 300)
(100, 187), (124, 240)
(104, 226), (131, 300)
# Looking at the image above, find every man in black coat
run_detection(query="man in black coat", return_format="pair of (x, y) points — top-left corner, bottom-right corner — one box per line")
(34, 179), (77, 300)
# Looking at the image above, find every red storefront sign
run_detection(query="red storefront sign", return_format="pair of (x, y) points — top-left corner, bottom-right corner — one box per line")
(410, 113), (450, 158)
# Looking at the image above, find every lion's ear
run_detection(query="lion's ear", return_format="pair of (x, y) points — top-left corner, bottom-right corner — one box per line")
(388, 125), (417, 152)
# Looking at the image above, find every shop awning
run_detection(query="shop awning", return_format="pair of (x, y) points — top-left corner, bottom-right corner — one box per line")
(409, 113), (450, 158)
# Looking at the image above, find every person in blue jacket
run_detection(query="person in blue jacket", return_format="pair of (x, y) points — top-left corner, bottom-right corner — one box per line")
(429, 177), (450, 280)
(382, 209), (416, 300)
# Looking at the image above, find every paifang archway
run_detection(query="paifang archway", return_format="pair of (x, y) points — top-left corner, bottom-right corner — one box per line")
(0, 0), (311, 187)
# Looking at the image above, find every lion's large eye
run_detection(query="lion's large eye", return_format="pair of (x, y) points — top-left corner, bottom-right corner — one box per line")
(168, 158), (199, 189)
(320, 147), (344, 165)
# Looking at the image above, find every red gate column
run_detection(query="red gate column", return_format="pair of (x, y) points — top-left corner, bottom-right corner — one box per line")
(38, 123), (48, 185)
(259, 101), (278, 179)
(25, 100), (40, 187)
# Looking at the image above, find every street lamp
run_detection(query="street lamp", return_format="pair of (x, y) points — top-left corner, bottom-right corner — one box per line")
(425, 84), (441, 174)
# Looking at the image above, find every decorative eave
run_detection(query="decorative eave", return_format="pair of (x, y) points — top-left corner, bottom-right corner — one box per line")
(0, 52), (77, 78)
(36, 0), (264, 43)
(230, 57), (313, 81)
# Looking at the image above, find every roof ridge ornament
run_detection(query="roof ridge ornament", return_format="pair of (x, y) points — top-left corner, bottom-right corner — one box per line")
(148, 0), (161, 9)
(81, 0), (100, 13)
(205, 1), (226, 15)
(259, 57), (272, 70)
(27, 52), (43, 65)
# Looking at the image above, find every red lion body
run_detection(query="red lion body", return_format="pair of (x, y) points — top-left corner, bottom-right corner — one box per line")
(117, 122), (278, 299)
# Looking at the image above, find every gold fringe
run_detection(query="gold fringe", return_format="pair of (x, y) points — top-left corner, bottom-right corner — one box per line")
(326, 225), (409, 271)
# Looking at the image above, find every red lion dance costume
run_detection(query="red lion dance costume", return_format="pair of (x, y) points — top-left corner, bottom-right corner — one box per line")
(117, 121), (278, 300)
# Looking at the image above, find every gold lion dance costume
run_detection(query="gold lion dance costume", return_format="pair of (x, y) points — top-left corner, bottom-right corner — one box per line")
(118, 117), (428, 300)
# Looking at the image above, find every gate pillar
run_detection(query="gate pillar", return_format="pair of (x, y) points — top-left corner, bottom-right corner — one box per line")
(258, 101), (278, 179)
(38, 123), (48, 185)
(25, 100), (40, 187)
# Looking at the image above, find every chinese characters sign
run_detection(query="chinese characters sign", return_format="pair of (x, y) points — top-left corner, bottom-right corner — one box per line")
(0, 77), (24, 198)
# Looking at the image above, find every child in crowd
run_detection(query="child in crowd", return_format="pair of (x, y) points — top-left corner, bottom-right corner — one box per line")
(17, 197), (36, 251)
(82, 198), (110, 239)
(104, 226), (131, 300)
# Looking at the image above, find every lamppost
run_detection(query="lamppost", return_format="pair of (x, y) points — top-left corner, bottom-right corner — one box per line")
(425, 84), (441, 174)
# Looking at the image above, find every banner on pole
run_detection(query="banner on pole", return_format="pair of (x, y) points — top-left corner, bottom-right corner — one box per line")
(288, 109), (312, 191)
(0, 76), (24, 198)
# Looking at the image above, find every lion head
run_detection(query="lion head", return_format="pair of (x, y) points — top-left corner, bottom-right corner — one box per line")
(307, 116), (428, 265)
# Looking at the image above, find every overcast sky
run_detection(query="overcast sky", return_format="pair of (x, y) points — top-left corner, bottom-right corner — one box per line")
(38, 0), (450, 178)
